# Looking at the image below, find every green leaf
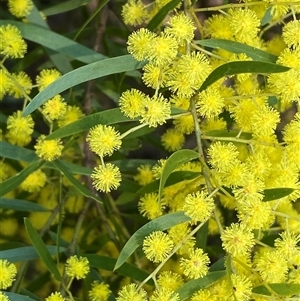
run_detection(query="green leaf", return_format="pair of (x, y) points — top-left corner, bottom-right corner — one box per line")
(195, 39), (277, 63)
(0, 245), (66, 262)
(24, 218), (61, 280)
(0, 141), (38, 162)
(47, 108), (134, 140)
(46, 160), (92, 175)
(253, 283), (300, 296)
(147, 0), (182, 31)
(53, 160), (102, 203)
(158, 149), (199, 202)
(0, 20), (106, 65)
(23, 55), (144, 116)
(114, 211), (191, 270)
(3, 292), (37, 301)
(0, 161), (44, 197)
(262, 188), (295, 202)
(199, 61), (290, 92)
(175, 271), (227, 300)
(85, 254), (154, 285)
(0, 198), (49, 212)
(261, 7), (273, 26)
(42, 0), (94, 16)
(203, 130), (252, 141)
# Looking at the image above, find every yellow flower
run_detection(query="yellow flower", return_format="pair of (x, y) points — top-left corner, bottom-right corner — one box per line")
(221, 223), (255, 257)
(143, 231), (174, 263)
(89, 281), (111, 301)
(6, 110), (34, 146)
(91, 163), (121, 193)
(274, 231), (300, 261)
(142, 63), (169, 89)
(57, 105), (84, 127)
(122, 0), (148, 26)
(179, 248), (210, 279)
(165, 13), (195, 44)
(45, 292), (66, 301)
(138, 193), (165, 220)
(282, 20), (300, 47)
(116, 283), (147, 301)
(230, 274), (252, 301)
(20, 169), (47, 192)
(127, 28), (156, 61)
(134, 164), (154, 186)
(10, 71), (32, 98)
(8, 0), (33, 18)
(204, 14), (234, 40)
(0, 292), (10, 301)
(0, 69), (12, 100)
(86, 125), (122, 157)
(0, 25), (27, 58)
(42, 95), (67, 121)
(150, 287), (179, 301)
(65, 255), (89, 280)
(140, 94), (171, 127)
(183, 191), (215, 224)
(36, 69), (61, 91)
(157, 271), (184, 291)
(35, 135), (64, 161)
(161, 128), (185, 152)
(0, 259), (17, 289)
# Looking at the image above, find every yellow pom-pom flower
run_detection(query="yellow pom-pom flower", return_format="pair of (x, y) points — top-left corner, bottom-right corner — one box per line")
(45, 292), (66, 301)
(57, 105), (84, 127)
(161, 128), (185, 152)
(122, 0), (147, 26)
(157, 271), (184, 291)
(42, 95), (67, 121)
(282, 20), (300, 47)
(127, 28), (156, 61)
(138, 192), (165, 220)
(116, 283), (147, 301)
(140, 94), (171, 127)
(230, 274), (252, 301)
(221, 223), (255, 257)
(142, 63), (169, 89)
(119, 88), (146, 119)
(65, 255), (89, 280)
(0, 292), (10, 301)
(0, 259), (17, 289)
(36, 69), (61, 91)
(165, 13), (195, 44)
(274, 231), (300, 261)
(134, 164), (154, 186)
(0, 25), (27, 58)
(0, 69), (12, 100)
(8, 0), (33, 18)
(89, 281), (111, 301)
(6, 110), (34, 146)
(20, 169), (47, 192)
(150, 287), (179, 301)
(10, 71), (32, 99)
(143, 231), (174, 263)
(179, 248), (210, 279)
(35, 135), (63, 161)
(91, 163), (121, 193)
(204, 14), (234, 40)
(197, 86), (225, 119)
(86, 125), (122, 157)
(183, 191), (215, 224)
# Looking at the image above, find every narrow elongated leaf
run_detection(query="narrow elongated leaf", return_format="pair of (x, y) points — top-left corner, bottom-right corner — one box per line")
(23, 55), (144, 116)
(0, 245), (66, 262)
(42, 0), (94, 16)
(0, 161), (44, 197)
(114, 211), (190, 270)
(46, 160), (92, 175)
(158, 150), (199, 202)
(53, 160), (102, 203)
(85, 254), (154, 285)
(252, 283), (300, 296)
(0, 20), (106, 64)
(175, 271), (227, 300)
(47, 108), (133, 139)
(261, 7), (273, 26)
(0, 198), (49, 212)
(203, 130), (252, 140)
(262, 188), (295, 202)
(199, 61), (290, 92)
(3, 292), (37, 301)
(147, 0), (182, 31)
(0, 141), (38, 162)
(24, 218), (61, 280)
(195, 39), (277, 63)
